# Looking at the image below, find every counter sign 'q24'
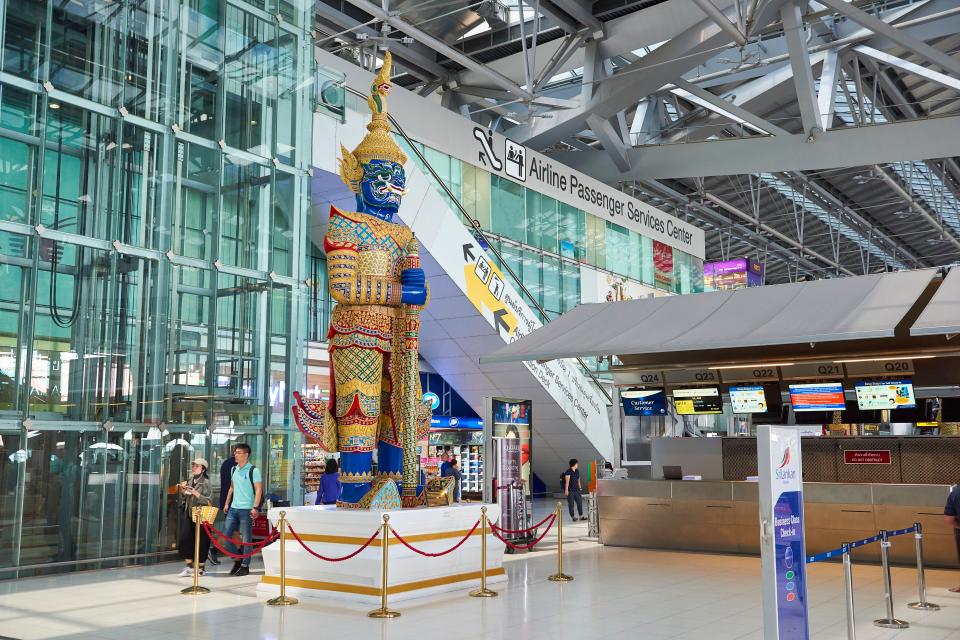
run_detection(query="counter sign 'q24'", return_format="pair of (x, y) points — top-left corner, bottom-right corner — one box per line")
(758, 426), (810, 639)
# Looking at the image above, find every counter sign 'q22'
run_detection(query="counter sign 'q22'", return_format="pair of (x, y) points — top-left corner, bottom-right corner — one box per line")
(758, 426), (809, 639)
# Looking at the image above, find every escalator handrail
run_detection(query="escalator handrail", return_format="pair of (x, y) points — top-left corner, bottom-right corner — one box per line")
(339, 84), (611, 404)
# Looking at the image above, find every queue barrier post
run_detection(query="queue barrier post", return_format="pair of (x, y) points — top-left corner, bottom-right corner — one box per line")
(267, 511), (298, 607)
(873, 530), (909, 629)
(548, 502), (573, 583)
(842, 544), (856, 640)
(907, 522), (940, 611)
(181, 506), (211, 596)
(368, 514), (401, 619)
(469, 506), (497, 598)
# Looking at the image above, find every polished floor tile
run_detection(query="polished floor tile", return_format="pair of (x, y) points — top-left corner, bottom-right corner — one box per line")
(0, 509), (957, 640)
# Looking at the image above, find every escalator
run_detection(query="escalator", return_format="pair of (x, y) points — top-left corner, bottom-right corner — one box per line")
(310, 85), (614, 484)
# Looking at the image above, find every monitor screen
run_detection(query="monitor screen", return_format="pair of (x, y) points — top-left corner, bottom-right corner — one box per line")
(789, 382), (846, 411)
(854, 380), (916, 410)
(621, 389), (667, 416)
(673, 387), (723, 415)
(729, 385), (768, 414)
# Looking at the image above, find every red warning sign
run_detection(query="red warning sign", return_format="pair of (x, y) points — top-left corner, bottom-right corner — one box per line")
(843, 450), (891, 465)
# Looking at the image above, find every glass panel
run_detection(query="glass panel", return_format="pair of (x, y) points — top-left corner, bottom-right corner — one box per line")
(173, 142), (219, 261)
(490, 176), (525, 240)
(223, 6), (275, 157)
(4, 0), (46, 81)
(561, 260), (580, 313)
(461, 163), (490, 229)
(220, 156), (271, 271)
(102, 427), (166, 558)
(19, 429), (105, 571)
(604, 222), (630, 278)
(178, 0), (223, 140)
(268, 285), (291, 426)
(527, 191), (558, 254)
(558, 203), (583, 260)
(275, 29), (300, 165)
(0, 98), (37, 225)
(30, 246), (113, 421)
(521, 248), (542, 314)
(267, 430), (302, 503)
(49, 0), (124, 105)
(213, 274), (267, 427)
(0, 231), (30, 413)
(167, 265), (213, 426)
(0, 430), (23, 569)
(542, 255), (561, 317)
(109, 124), (166, 249)
(272, 173), (294, 276)
(123, 0), (174, 123)
(585, 214), (605, 269)
(639, 235), (654, 286)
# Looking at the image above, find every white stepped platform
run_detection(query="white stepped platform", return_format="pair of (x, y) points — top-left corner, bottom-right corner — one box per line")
(258, 503), (505, 604)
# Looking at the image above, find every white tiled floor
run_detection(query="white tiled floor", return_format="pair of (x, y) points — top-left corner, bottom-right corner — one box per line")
(0, 514), (958, 640)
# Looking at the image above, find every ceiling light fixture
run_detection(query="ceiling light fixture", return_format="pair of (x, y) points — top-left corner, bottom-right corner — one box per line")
(833, 355), (937, 363)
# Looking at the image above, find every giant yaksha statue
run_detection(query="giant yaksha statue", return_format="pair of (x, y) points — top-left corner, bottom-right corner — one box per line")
(293, 52), (431, 508)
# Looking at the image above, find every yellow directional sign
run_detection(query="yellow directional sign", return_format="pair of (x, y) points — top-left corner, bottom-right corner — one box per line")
(461, 242), (518, 337)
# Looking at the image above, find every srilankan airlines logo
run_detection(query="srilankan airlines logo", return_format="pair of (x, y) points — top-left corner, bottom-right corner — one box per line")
(775, 447), (797, 479)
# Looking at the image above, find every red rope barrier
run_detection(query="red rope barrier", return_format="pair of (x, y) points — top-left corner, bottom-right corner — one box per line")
(389, 520), (481, 558)
(490, 514), (556, 550)
(203, 522), (278, 559)
(287, 524), (380, 562)
(206, 521), (278, 546)
(488, 511), (556, 535)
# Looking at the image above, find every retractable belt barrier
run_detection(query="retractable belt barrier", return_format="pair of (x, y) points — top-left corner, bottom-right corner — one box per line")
(803, 523), (940, 639)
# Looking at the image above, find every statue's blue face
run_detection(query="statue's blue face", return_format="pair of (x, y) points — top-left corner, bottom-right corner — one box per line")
(359, 159), (405, 219)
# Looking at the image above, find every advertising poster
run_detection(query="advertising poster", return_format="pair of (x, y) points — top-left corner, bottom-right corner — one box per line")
(704, 258), (765, 290)
(492, 399), (532, 495)
(653, 241), (674, 289)
(854, 380), (916, 410)
(730, 386), (768, 414)
(579, 265), (662, 303)
(758, 426), (810, 639)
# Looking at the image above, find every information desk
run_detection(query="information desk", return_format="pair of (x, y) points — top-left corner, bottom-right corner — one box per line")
(597, 479), (956, 567)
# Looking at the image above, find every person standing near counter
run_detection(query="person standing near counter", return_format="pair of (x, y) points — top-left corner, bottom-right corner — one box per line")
(946, 483), (960, 592)
(563, 459), (586, 522)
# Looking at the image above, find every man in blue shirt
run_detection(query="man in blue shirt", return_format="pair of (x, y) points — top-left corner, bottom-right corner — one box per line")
(222, 443), (262, 577)
(945, 484), (960, 592)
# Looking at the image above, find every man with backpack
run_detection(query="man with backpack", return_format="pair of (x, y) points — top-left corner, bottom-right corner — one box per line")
(222, 443), (262, 577)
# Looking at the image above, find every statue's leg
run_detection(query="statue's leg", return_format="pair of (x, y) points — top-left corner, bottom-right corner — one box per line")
(331, 346), (383, 505)
(377, 357), (403, 494)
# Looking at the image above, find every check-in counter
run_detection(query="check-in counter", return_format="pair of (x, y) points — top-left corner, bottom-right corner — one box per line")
(598, 479), (956, 567)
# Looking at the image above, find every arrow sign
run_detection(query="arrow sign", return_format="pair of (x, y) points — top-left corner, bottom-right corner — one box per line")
(493, 309), (511, 335)
(462, 243), (475, 263)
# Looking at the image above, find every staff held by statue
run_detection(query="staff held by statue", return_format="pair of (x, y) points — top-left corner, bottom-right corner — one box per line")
(401, 235), (422, 506)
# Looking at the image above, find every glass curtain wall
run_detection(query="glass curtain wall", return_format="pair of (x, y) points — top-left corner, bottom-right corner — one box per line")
(0, 0), (314, 577)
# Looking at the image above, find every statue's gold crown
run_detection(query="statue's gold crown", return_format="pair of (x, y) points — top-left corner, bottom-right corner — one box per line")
(338, 51), (408, 193)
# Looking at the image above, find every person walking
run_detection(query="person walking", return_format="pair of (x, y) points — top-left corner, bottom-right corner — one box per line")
(206, 451), (237, 566)
(177, 458), (213, 577)
(315, 458), (341, 505)
(945, 483), (960, 592)
(563, 459), (586, 522)
(222, 443), (262, 577)
(442, 456), (462, 502)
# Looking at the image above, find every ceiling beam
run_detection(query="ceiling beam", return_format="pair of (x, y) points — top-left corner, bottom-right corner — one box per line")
(818, 0), (960, 78)
(543, 0), (604, 36)
(692, 0), (748, 46)
(550, 113), (960, 180)
(671, 78), (789, 135)
(781, 1), (823, 137)
(817, 49), (840, 130)
(853, 44), (960, 93)
(343, 0), (535, 101)
(873, 166), (960, 253)
(532, 0), (583, 35)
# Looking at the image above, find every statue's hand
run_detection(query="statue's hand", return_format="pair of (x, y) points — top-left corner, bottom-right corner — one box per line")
(401, 268), (427, 305)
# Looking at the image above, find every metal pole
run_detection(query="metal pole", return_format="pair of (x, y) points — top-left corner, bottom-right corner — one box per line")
(181, 508), (209, 595)
(548, 502), (573, 582)
(873, 530), (909, 628)
(842, 544), (856, 640)
(907, 522), (940, 611)
(267, 511), (298, 606)
(368, 514), (400, 618)
(470, 506), (497, 597)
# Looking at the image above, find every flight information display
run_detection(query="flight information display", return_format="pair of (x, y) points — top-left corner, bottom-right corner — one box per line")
(729, 386), (768, 414)
(789, 382), (846, 412)
(855, 380), (916, 410)
(673, 387), (723, 415)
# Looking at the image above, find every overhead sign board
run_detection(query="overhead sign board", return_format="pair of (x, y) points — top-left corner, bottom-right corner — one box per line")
(718, 366), (781, 384)
(612, 369), (664, 387)
(779, 362), (845, 381)
(664, 369), (719, 385)
(758, 425), (810, 640)
(842, 359), (914, 377)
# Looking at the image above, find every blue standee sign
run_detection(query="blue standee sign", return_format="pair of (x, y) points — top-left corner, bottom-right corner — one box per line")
(758, 426), (810, 639)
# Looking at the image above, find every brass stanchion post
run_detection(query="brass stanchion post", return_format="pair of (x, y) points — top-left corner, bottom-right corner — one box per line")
(368, 514), (400, 618)
(470, 506), (497, 598)
(548, 502), (573, 582)
(267, 511), (298, 606)
(181, 507), (210, 595)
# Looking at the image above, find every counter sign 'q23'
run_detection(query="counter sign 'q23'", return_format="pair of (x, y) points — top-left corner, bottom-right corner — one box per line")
(759, 426), (810, 640)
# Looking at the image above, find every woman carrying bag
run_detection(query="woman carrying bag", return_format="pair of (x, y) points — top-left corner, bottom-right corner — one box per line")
(177, 458), (213, 577)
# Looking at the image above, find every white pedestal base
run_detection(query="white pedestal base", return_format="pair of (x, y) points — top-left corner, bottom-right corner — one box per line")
(258, 503), (506, 604)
